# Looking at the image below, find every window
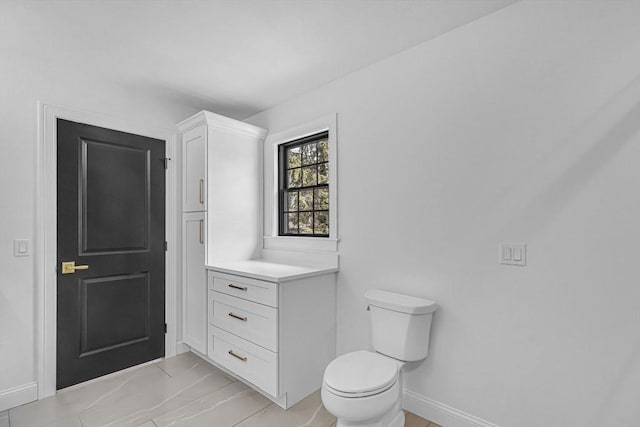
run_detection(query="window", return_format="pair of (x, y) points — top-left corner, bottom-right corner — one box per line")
(278, 131), (329, 237)
(263, 113), (337, 252)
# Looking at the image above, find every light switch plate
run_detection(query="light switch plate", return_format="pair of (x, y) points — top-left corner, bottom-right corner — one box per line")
(14, 239), (30, 257)
(500, 243), (526, 266)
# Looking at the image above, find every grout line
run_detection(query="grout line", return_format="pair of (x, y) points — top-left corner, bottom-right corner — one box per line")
(153, 362), (173, 378)
(154, 357), (202, 379)
(232, 402), (274, 426)
(152, 359), (186, 379)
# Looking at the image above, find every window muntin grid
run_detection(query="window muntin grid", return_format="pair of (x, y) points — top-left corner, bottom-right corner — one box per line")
(278, 131), (329, 237)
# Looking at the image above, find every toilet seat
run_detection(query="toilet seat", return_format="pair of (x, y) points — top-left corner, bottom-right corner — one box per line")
(323, 351), (399, 398)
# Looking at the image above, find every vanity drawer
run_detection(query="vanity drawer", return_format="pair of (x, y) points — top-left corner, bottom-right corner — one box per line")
(210, 291), (277, 352)
(209, 325), (278, 396)
(210, 271), (278, 307)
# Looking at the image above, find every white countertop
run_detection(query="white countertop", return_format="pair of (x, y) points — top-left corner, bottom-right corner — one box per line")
(206, 259), (338, 283)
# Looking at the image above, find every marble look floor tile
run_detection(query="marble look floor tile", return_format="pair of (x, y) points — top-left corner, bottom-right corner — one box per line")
(155, 352), (207, 378)
(152, 381), (271, 427)
(79, 358), (234, 426)
(43, 415), (84, 427)
(11, 412), (83, 427)
(428, 423), (442, 427)
(137, 422), (157, 427)
(109, 375), (234, 426)
(10, 364), (167, 427)
(236, 389), (336, 427)
(404, 410), (431, 427)
(156, 352), (236, 384)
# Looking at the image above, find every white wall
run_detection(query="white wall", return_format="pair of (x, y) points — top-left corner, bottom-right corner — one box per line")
(247, 2), (640, 426)
(0, 4), (197, 406)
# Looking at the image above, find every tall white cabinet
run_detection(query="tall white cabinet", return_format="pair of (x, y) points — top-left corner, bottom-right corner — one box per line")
(182, 126), (207, 212)
(178, 111), (266, 355)
(181, 211), (206, 352)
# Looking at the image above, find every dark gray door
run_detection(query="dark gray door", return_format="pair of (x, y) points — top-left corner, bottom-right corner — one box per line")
(56, 119), (166, 389)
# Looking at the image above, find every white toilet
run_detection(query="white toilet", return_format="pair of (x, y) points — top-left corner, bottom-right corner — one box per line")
(321, 289), (437, 427)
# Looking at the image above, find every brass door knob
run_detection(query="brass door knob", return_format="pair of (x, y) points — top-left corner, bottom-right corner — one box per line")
(61, 261), (89, 274)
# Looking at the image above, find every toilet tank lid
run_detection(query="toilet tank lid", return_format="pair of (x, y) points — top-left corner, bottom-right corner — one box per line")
(365, 289), (437, 314)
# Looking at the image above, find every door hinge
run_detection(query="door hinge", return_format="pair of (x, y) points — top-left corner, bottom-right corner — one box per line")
(161, 157), (171, 169)
(164, 323), (167, 334)
(163, 241), (168, 251)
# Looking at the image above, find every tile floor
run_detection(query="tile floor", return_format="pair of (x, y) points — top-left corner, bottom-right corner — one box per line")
(2, 352), (439, 427)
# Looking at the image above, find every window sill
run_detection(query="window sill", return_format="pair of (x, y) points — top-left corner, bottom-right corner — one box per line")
(263, 236), (339, 253)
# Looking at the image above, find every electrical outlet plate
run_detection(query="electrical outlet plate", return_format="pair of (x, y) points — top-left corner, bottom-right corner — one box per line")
(500, 243), (526, 266)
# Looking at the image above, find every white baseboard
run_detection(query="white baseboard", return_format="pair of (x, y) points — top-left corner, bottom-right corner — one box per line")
(403, 389), (499, 427)
(0, 382), (38, 412)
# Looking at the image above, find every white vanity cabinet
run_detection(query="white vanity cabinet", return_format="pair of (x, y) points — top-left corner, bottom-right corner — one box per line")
(206, 262), (337, 409)
(177, 111), (266, 356)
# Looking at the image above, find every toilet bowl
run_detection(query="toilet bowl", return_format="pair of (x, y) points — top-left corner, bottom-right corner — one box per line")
(321, 290), (437, 427)
(322, 351), (405, 427)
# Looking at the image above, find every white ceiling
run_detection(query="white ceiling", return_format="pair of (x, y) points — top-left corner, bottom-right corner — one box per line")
(2, 0), (516, 119)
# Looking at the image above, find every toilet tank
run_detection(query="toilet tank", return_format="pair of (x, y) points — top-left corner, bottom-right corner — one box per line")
(365, 290), (437, 362)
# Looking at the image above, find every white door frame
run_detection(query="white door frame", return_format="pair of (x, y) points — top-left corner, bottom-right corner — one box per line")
(35, 102), (179, 399)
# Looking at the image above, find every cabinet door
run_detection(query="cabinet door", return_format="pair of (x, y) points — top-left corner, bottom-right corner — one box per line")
(182, 212), (206, 353)
(182, 126), (206, 212)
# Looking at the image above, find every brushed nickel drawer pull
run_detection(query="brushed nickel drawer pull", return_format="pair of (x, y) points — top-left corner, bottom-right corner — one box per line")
(228, 312), (247, 321)
(199, 179), (204, 204)
(228, 350), (247, 362)
(228, 284), (247, 291)
(199, 220), (204, 244)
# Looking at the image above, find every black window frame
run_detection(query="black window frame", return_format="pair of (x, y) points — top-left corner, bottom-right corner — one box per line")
(278, 131), (329, 237)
